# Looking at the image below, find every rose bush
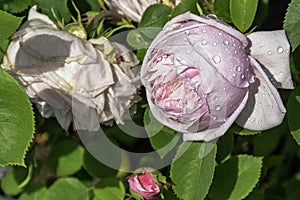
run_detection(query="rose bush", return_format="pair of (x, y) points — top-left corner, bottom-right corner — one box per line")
(103, 0), (180, 22)
(2, 6), (140, 131)
(128, 171), (161, 199)
(141, 12), (293, 141)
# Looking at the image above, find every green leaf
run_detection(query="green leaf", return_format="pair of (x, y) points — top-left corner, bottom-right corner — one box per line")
(170, 142), (217, 200)
(44, 178), (88, 200)
(214, 0), (232, 23)
(1, 0), (31, 13)
(253, 121), (287, 156)
(216, 132), (233, 163)
(19, 186), (48, 200)
(144, 107), (179, 159)
(83, 150), (118, 178)
(1, 166), (28, 195)
(0, 10), (23, 40)
(0, 68), (34, 166)
(139, 4), (172, 28)
(35, 0), (71, 23)
(230, 0), (259, 32)
(228, 124), (260, 136)
(172, 0), (203, 17)
(208, 155), (263, 200)
(287, 86), (300, 145)
(48, 139), (84, 176)
(93, 177), (125, 200)
(286, 178), (300, 200)
(284, 0), (300, 51)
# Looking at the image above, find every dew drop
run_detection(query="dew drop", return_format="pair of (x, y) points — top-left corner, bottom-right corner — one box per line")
(277, 47), (284, 54)
(177, 48), (180, 51)
(223, 40), (229, 45)
(222, 87), (226, 91)
(267, 51), (272, 55)
(255, 121), (259, 124)
(214, 96), (219, 101)
(231, 73), (237, 78)
(212, 55), (221, 64)
(279, 71), (284, 76)
(219, 32), (223, 36)
(201, 40), (207, 45)
(236, 66), (241, 72)
(215, 105), (221, 111)
(232, 43), (236, 47)
(213, 42), (217, 46)
(185, 30), (190, 36)
(187, 50), (191, 54)
(234, 50), (237, 54)
(241, 74), (245, 79)
(260, 46), (264, 50)
(212, 116), (218, 120)
(202, 29), (207, 33)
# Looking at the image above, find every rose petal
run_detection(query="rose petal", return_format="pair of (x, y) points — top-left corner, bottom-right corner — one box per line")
(247, 30), (294, 89)
(183, 91), (249, 141)
(235, 57), (286, 130)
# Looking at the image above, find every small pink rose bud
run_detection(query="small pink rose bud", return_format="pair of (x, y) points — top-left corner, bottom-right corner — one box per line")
(128, 171), (161, 200)
(141, 12), (293, 141)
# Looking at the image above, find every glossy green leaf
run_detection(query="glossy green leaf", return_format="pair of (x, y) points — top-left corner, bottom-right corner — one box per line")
(48, 139), (84, 176)
(83, 150), (118, 178)
(139, 4), (172, 28)
(1, 166), (28, 195)
(172, 0), (203, 17)
(44, 178), (88, 200)
(284, 0), (300, 51)
(208, 155), (263, 200)
(170, 142), (216, 200)
(144, 107), (180, 159)
(0, 10), (23, 40)
(19, 186), (48, 200)
(214, 0), (232, 23)
(0, 68), (34, 166)
(287, 86), (300, 145)
(1, 0), (31, 13)
(93, 177), (125, 200)
(230, 0), (259, 32)
(35, 0), (71, 23)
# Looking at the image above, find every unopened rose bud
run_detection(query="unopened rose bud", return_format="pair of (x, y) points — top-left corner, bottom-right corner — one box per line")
(2, 6), (140, 131)
(128, 171), (161, 200)
(141, 12), (293, 141)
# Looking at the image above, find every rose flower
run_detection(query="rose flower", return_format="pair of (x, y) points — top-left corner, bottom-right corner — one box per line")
(2, 6), (140, 131)
(141, 12), (293, 141)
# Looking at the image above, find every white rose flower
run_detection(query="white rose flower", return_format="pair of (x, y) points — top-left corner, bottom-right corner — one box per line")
(2, 6), (141, 131)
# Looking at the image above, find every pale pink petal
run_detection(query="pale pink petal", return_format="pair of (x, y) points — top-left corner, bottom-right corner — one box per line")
(235, 57), (286, 130)
(247, 30), (293, 89)
(183, 91), (249, 142)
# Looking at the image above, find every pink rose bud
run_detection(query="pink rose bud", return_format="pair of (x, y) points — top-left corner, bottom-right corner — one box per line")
(141, 12), (293, 141)
(128, 171), (161, 199)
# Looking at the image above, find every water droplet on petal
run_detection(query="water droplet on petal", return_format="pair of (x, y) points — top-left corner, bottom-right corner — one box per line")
(231, 73), (237, 78)
(232, 43), (236, 47)
(214, 96), (219, 101)
(208, 14), (218, 19)
(279, 71), (284, 76)
(201, 40), (207, 45)
(223, 40), (229, 45)
(219, 32), (223, 36)
(187, 50), (191, 54)
(277, 47), (284, 54)
(267, 51), (272, 55)
(212, 55), (221, 64)
(213, 42), (217, 46)
(185, 30), (190, 36)
(260, 46), (264, 50)
(236, 66), (241, 72)
(212, 116), (218, 120)
(215, 105), (221, 111)
(202, 29), (207, 33)
(222, 88), (226, 91)
(241, 74), (245, 79)
(234, 50), (237, 54)
(177, 48), (180, 51)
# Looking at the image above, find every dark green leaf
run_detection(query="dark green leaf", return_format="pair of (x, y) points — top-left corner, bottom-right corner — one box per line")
(286, 178), (300, 200)
(93, 177), (125, 200)
(35, 0), (71, 23)
(214, 0), (232, 23)
(0, 10), (23, 40)
(230, 0), (259, 32)
(1, 0), (31, 13)
(170, 142), (216, 200)
(284, 0), (300, 51)
(0, 68), (34, 166)
(1, 166), (28, 195)
(139, 4), (172, 28)
(144, 107), (180, 159)
(208, 155), (263, 200)
(44, 178), (88, 200)
(172, 0), (203, 17)
(216, 132), (234, 163)
(287, 86), (300, 145)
